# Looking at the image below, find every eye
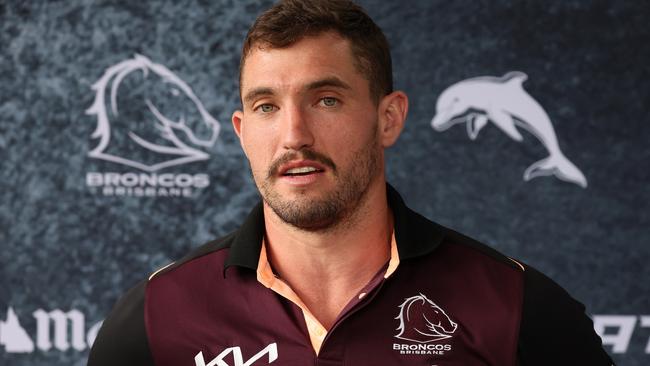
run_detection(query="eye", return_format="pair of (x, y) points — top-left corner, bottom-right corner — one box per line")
(256, 104), (276, 113)
(319, 97), (338, 107)
(170, 88), (180, 97)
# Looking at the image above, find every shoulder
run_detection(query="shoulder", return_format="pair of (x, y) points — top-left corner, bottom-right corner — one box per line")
(518, 265), (614, 365)
(440, 226), (525, 272)
(439, 227), (613, 365)
(87, 233), (236, 366)
(436, 229), (614, 364)
(147, 231), (236, 281)
(87, 279), (151, 366)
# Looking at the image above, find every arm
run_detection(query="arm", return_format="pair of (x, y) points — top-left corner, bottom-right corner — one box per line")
(517, 265), (615, 365)
(87, 280), (155, 366)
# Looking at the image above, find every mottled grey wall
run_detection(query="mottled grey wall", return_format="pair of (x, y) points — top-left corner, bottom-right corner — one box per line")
(0, 1), (648, 365)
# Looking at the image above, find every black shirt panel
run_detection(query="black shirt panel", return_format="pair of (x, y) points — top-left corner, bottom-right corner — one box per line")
(518, 265), (615, 365)
(87, 279), (153, 366)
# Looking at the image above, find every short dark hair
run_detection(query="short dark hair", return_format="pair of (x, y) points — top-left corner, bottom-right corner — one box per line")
(239, 0), (393, 102)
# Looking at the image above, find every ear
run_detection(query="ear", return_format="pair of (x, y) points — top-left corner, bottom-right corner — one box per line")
(231, 109), (247, 156)
(377, 90), (408, 147)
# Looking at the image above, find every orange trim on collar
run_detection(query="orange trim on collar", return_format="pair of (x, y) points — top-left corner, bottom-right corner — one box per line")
(257, 240), (328, 354)
(256, 233), (400, 354)
(385, 231), (400, 278)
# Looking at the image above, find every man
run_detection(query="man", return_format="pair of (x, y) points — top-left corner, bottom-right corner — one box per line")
(88, 0), (614, 365)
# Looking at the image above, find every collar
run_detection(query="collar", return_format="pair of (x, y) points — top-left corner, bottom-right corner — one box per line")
(223, 183), (445, 276)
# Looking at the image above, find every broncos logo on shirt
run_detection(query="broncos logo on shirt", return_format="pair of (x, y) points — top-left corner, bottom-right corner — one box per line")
(395, 293), (458, 343)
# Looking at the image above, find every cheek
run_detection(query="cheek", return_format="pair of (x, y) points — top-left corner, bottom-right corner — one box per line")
(336, 121), (379, 150)
(241, 130), (275, 174)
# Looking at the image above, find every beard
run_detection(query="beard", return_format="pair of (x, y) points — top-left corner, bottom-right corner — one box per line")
(255, 133), (381, 232)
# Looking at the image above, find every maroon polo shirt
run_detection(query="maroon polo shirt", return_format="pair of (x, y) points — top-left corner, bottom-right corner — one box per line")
(88, 185), (614, 366)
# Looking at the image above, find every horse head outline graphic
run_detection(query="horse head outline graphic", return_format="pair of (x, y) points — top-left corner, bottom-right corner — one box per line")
(395, 293), (458, 343)
(431, 71), (587, 188)
(86, 54), (220, 172)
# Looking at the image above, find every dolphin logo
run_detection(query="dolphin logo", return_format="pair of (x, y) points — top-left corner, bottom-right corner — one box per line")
(431, 71), (587, 188)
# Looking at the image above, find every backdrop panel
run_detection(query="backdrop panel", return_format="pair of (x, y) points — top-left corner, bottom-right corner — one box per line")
(1, 1), (648, 365)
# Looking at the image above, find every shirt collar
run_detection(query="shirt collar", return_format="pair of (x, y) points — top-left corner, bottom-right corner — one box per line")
(223, 184), (445, 276)
(223, 200), (265, 274)
(385, 183), (445, 259)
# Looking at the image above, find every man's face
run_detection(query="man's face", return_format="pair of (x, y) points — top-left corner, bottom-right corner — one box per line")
(232, 32), (384, 231)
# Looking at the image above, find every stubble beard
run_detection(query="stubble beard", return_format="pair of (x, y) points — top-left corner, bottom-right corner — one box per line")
(257, 134), (381, 232)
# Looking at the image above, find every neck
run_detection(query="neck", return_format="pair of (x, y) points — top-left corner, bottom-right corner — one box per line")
(263, 179), (392, 329)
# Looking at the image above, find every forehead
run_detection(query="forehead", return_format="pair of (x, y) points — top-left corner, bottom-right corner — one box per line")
(240, 32), (368, 97)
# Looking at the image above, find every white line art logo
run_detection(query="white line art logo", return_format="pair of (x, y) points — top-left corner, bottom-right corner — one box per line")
(395, 294), (457, 343)
(431, 71), (587, 188)
(195, 342), (278, 366)
(86, 54), (220, 172)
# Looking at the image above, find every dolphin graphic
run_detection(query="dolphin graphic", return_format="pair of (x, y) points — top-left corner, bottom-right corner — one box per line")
(431, 71), (587, 188)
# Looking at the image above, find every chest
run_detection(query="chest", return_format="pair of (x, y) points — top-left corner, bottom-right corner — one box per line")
(145, 253), (523, 366)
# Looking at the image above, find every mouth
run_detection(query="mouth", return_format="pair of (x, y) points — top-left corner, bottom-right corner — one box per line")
(279, 161), (326, 177)
(283, 166), (323, 176)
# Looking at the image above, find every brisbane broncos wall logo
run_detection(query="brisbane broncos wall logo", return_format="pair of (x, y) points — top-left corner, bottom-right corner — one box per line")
(86, 54), (220, 172)
(431, 71), (587, 188)
(395, 294), (458, 343)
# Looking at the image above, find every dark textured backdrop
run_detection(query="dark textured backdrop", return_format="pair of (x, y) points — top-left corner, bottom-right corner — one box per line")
(1, 0), (648, 365)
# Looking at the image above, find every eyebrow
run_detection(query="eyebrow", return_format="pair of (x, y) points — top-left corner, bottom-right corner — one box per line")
(243, 87), (274, 106)
(305, 77), (352, 92)
(242, 77), (352, 106)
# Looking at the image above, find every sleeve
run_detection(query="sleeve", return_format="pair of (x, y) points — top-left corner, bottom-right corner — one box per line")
(517, 265), (615, 366)
(87, 280), (155, 366)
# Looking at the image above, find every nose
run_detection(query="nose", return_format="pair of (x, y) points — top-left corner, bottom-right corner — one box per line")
(280, 104), (314, 150)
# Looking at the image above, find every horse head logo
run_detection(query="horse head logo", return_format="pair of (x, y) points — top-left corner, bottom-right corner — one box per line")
(431, 71), (587, 188)
(86, 54), (220, 172)
(395, 293), (457, 343)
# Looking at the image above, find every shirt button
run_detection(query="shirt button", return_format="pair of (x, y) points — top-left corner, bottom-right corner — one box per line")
(358, 292), (367, 300)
